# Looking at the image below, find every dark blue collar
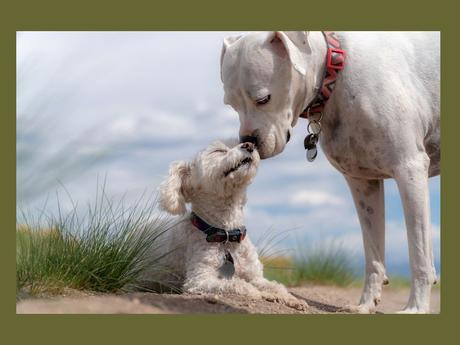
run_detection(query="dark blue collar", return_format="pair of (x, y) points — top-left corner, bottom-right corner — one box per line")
(190, 212), (247, 243)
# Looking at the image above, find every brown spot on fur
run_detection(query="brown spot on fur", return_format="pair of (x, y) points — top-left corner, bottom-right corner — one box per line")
(369, 181), (379, 188)
(366, 206), (374, 215)
(364, 180), (379, 197)
(349, 136), (357, 150)
(349, 137), (368, 161)
(359, 200), (365, 209)
(362, 128), (373, 143)
(364, 217), (372, 228)
(329, 116), (342, 139)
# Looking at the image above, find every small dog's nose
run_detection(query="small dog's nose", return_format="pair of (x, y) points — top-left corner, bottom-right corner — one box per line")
(240, 142), (254, 153)
(239, 135), (258, 147)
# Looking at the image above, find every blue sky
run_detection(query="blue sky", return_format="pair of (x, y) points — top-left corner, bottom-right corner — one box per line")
(16, 32), (440, 277)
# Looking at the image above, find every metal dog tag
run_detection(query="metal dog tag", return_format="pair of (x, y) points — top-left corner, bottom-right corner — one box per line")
(304, 134), (318, 162)
(218, 251), (235, 278)
(306, 147), (318, 162)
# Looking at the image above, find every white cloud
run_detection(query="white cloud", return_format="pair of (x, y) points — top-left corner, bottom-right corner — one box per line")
(289, 190), (345, 207)
(109, 117), (137, 137)
(109, 111), (199, 140)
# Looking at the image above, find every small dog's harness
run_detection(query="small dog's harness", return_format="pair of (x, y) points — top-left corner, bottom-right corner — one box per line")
(299, 31), (346, 162)
(190, 211), (247, 243)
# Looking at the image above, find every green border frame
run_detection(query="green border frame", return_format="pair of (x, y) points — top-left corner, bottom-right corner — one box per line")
(2, 0), (457, 344)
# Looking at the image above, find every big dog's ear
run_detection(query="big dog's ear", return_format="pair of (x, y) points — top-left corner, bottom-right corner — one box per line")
(220, 35), (242, 81)
(270, 31), (311, 75)
(159, 161), (191, 215)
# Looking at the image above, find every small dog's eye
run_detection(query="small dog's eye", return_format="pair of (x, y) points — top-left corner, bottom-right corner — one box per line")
(255, 95), (271, 106)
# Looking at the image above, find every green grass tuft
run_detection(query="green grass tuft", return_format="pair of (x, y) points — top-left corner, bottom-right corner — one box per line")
(17, 188), (175, 296)
(291, 241), (356, 286)
(262, 240), (357, 287)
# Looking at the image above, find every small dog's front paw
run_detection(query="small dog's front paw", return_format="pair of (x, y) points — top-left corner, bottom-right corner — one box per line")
(285, 298), (309, 311)
(261, 294), (277, 303)
(262, 293), (308, 311)
(341, 303), (376, 314)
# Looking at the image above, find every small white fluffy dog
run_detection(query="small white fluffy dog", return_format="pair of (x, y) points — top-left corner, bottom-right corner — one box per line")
(154, 139), (306, 310)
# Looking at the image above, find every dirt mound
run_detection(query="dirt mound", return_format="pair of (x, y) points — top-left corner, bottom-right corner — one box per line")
(16, 285), (440, 314)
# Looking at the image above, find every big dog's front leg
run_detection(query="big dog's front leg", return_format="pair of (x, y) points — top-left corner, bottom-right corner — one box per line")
(394, 156), (437, 313)
(344, 177), (387, 314)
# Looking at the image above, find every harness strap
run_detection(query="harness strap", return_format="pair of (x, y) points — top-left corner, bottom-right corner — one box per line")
(190, 212), (247, 243)
(299, 31), (346, 119)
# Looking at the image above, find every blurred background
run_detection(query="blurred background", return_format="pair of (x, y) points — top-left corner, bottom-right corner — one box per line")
(16, 31), (440, 278)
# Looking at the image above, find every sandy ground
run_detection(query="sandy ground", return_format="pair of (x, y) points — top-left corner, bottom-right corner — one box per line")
(16, 285), (440, 314)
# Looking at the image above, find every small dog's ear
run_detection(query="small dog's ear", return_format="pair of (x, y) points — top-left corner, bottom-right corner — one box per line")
(220, 34), (242, 81)
(159, 160), (191, 215)
(270, 31), (311, 75)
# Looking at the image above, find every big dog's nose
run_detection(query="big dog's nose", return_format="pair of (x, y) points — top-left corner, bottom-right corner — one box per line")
(239, 135), (258, 147)
(240, 142), (254, 153)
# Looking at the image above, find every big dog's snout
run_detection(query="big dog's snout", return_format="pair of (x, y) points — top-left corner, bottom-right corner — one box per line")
(239, 135), (258, 147)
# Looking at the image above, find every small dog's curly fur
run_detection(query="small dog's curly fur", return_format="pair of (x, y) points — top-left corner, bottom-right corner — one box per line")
(143, 139), (306, 310)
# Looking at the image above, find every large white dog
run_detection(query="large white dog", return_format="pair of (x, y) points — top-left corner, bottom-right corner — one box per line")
(220, 31), (440, 313)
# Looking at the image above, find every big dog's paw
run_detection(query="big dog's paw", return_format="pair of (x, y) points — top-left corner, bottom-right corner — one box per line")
(396, 308), (429, 314)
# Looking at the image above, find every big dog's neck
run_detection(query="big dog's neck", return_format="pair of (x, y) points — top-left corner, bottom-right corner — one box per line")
(190, 190), (247, 230)
(297, 31), (328, 120)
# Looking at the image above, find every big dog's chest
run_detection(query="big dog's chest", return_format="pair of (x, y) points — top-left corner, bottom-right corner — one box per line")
(315, 31), (440, 180)
(318, 106), (394, 180)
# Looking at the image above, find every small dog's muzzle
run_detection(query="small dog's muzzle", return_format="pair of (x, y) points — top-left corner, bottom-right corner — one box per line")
(240, 142), (254, 153)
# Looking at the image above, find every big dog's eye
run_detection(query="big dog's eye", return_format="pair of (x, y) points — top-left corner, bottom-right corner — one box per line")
(255, 95), (271, 105)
